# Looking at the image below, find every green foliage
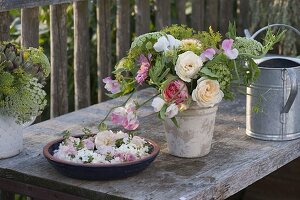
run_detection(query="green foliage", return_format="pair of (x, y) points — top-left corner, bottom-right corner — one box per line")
(162, 24), (194, 40)
(204, 54), (234, 99)
(0, 42), (49, 123)
(194, 26), (222, 49)
(233, 37), (264, 56)
(226, 21), (237, 39)
(262, 28), (286, 53)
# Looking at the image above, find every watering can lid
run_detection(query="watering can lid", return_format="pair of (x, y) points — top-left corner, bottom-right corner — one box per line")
(254, 55), (300, 65)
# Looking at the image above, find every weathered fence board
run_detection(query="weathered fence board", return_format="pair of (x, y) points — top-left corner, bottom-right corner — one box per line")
(0, 11), (10, 41)
(73, 0), (91, 110)
(50, 4), (68, 118)
(0, 0), (82, 12)
(155, 0), (171, 30)
(205, 0), (219, 30)
(135, 0), (150, 36)
(219, 0), (234, 34)
(21, 7), (39, 48)
(238, 0), (250, 34)
(116, 0), (130, 61)
(191, 0), (205, 31)
(97, 0), (111, 102)
(176, 0), (187, 25)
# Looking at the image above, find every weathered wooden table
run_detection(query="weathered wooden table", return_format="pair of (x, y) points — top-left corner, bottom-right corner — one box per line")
(0, 88), (300, 200)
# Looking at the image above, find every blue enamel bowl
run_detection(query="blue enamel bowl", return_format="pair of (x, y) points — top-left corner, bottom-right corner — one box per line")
(43, 135), (160, 180)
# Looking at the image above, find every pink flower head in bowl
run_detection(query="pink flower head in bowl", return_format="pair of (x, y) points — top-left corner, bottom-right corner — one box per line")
(163, 80), (189, 105)
(135, 54), (152, 84)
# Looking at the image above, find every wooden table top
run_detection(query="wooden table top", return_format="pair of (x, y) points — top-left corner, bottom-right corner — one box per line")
(1, 88), (300, 200)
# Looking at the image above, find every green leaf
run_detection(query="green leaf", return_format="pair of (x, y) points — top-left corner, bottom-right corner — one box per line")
(171, 117), (179, 128)
(159, 104), (167, 120)
(226, 21), (236, 39)
(157, 68), (170, 83)
(200, 67), (219, 78)
(98, 122), (108, 131)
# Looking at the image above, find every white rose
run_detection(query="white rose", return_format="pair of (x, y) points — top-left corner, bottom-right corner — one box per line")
(95, 130), (115, 149)
(151, 97), (165, 112)
(165, 103), (179, 118)
(175, 51), (203, 82)
(153, 34), (181, 52)
(192, 78), (224, 107)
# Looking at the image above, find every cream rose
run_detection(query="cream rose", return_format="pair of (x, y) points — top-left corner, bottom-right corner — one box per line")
(192, 78), (224, 107)
(95, 130), (116, 148)
(175, 51), (203, 82)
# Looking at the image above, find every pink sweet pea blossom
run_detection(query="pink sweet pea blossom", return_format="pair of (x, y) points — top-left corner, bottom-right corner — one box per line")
(103, 77), (121, 94)
(82, 139), (95, 150)
(200, 48), (216, 62)
(222, 39), (239, 60)
(135, 54), (152, 84)
(111, 102), (139, 130)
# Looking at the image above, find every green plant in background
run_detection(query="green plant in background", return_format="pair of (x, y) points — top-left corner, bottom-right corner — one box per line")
(0, 42), (50, 123)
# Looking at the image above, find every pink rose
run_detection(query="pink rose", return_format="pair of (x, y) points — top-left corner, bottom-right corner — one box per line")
(163, 80), (189, 104)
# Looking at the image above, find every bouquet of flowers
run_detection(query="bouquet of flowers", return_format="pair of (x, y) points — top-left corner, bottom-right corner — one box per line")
(0, 42), (50, 123)
(101, 23), (284, 130)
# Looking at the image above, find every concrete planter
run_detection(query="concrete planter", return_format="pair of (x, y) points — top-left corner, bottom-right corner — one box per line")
(164, 103), (218, 158)
(0, 115), (33, 159)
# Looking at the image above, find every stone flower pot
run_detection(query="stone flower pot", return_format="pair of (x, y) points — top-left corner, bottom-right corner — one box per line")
(164, 103), (218, 158)
(0, 115), (34, 159)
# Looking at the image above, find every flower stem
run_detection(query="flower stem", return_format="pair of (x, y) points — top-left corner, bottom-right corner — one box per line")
(99, 88), (137, 126)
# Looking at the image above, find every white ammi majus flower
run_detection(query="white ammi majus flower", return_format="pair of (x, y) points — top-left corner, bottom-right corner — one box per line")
(192, 78), (224, 107)
(175, 51), (203, 82)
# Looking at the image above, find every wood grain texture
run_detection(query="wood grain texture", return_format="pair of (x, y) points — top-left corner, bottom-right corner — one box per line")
(205, 0), (219, 31)
(237, 0), (250, 35)
(0, 11), (10, 41)
(73, 0), (91, 110)
(176, 0), (186, 25)
(0, 88), (300, 200)
(0, 0), (82, 12)
(116, 0), (130, 61)
(135, 0), (150, 36)
(50, 4), (68, 118)
(155, 0), (171, 30)
(97, 0), (111, 102)
(191, 0), (205, 31)
(21, 7), (39, 48)
(219, 0), (234, 35)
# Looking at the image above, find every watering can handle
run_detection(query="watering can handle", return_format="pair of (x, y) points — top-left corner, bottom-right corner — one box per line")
(281, 68), (298, 114)
(244, 24), (300, 39)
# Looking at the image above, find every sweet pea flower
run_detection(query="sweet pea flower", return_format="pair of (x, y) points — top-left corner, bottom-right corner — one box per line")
(200, 48), (216, 62)
(103, 77), (121, 94)
(165, 103), (179, 118)
(111, 102), (139, 130)
(151, 97), (166, 112)
(222, 39), (239, 60)
(82, 139), (95, 150)
(153, 34), (181, 52)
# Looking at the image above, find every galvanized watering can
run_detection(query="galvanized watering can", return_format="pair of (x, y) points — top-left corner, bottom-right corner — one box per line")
(245, 24), (300, 141)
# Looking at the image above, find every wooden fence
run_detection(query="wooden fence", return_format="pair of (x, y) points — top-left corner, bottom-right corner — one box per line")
(0, 0), (250, 119)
